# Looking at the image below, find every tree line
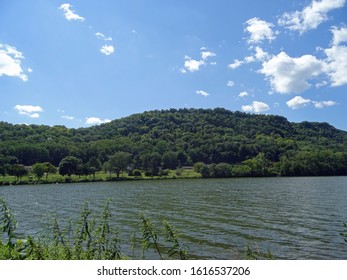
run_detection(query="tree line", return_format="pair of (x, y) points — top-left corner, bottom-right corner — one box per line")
(1, 108), (347, 180)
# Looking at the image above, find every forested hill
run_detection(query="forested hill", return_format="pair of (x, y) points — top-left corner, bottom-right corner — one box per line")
(1, 108), (347, 177)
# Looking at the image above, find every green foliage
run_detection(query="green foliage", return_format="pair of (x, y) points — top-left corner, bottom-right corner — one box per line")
(59, 156), (81, 176)
(0, 197), (17, 246)
(140, 213), (163, 260)
(0, 196), (193, 260)
(132, 169), (142, 177)
(32, 163), (45, 180)
(7, 164), (28, 180)
(163, 220), (188, 260)
(1, 108), (347, 179)
(107, 152), (132, 178)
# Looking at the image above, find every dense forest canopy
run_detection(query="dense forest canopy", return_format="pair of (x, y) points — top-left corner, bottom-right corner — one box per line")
(1, 108), (347, 177)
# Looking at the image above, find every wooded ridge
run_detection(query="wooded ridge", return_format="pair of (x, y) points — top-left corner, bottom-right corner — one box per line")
(1, 108), (347, 178)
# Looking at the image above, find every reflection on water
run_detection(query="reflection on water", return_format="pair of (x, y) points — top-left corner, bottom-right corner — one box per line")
(1, 177), (347, 259)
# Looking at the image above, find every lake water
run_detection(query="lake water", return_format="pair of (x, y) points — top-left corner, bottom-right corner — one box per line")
(1, 177), (347, 259)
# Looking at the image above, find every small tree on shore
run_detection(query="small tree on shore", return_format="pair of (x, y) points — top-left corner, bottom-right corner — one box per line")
(59, 156), (81, 177)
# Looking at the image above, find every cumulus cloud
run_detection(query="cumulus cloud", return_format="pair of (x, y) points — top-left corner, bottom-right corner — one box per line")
(59, 3), (85, 21)
(14, 105), (43, 118)
(324, 27), (347, 86)
(286, 96), (336, 109)
(260, 51), (325, 94)
(239, 91), (249, 98)
(181, 56), (205, 73)
(242, 101), (270, 113)
(0, 44), (29, 81)
(244, 17), (277, 44)
(100, 45), (115, 55)
(201, 51), (216, 60)
(196, 90), (209, 97)
(85, 117), (111, 125)
(254, 46), (270, 61)
(286, 96), (312, 109)
(278, 0), (346, 34)
(180, 48), (216, 73)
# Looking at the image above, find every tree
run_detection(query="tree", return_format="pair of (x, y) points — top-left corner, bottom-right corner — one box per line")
(88, 157), (102, 179)
(0, 155), (7, 177)
(32, 163), (45, 180)
(162, 151), (179, 170)
(59, 156), (81, 176)
(108, 152), (132, 178)
(8, 164), (28, 180)
(42, 162), (57, 180)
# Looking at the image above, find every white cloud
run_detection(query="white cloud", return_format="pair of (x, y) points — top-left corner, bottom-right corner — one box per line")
(196, 90), (209, 97)
(181, 56), (205, 72)
(278, 0), (346, 34)
(313, 100), (337, 108)
(59, 3), (85, 21)
(95, 32), (112, 41)
(228, 47), (269, 71)
(85, 117), (111, 125)
(228, 59), (245, 70)
(0, 44), (29, 81)
(14, 105), (43, 118)
(244, 17), (277, 44)
(227, 80), (235, 87)
(239, 91), (249, 97)
(100, 45), (115, 55)
(180, 49), (216, 73)
(260, 51), (325, 94)
(201, 51), (216, 60)
(242, 101), (270, 113)
(324, 27), (347, 86)
(287, 96), (337, 109)
(331, 26), (347, 45)
(286, 96), (312, 109)
(254, 46), (269, 61)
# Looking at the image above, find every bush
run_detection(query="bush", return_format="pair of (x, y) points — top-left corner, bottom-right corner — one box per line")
(132, 169), (142, 177)
(175, 168), (183, 176)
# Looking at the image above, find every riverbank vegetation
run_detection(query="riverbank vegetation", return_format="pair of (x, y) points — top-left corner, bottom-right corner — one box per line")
(1, 108), (347, 183)
(0, 197), (189, 260)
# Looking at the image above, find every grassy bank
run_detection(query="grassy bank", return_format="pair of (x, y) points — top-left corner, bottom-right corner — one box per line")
(0, 169), (201, 186)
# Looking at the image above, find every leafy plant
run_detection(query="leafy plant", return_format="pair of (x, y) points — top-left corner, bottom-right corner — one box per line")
(163, 220), (188, 260)
(140, 213), (163, 260)
(0, 197), (17, 247)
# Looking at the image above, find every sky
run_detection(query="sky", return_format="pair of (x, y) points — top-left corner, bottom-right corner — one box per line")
(1, 0), (347, 130)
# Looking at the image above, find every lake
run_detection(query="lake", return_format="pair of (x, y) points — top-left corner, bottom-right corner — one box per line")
(1, 177), (347, 259)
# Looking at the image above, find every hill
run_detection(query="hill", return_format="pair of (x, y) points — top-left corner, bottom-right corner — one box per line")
(1, 108), (347, 177)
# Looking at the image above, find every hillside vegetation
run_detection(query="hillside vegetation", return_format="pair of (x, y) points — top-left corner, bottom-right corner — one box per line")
(1, 108), (347, 179)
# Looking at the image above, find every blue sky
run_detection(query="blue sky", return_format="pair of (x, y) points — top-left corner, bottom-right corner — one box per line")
(1, 0), (347, 130)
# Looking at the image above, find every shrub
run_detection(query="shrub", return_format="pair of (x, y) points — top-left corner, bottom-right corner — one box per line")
(132, 169), (142, 177)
